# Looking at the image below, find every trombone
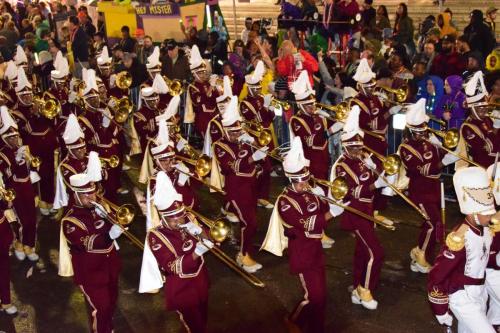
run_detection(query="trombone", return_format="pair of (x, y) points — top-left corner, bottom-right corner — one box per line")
(269, 97), (291, 111)
(185, 207), (265, 288)
(307, 176), (395, 231)
(101, 155), (120, 169)
(0, 186), (16, 202)
(93, 195), (144, 250)
(425, 127), (482, 168)
(242, 121), (273, 147)
(373, 86), (408, 104)
(175, 164), (226, 195)
(363, 146), (402, 176)
(176, 144), (212, 178)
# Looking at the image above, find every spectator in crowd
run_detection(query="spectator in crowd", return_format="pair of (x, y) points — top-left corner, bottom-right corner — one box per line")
(203, 31), (227, 74)
(418, 75), (444, 127)
(93, 32), (106, 56)
(443, 8), (459, 31)
(35, 29), (50, 53)
(241, 17), (252, 45)
(228, 39), (248, 79)
(373, 5), (390, 40)
(435, 75), (466, 128)
(463, 9), (495, 59)
(68, 15), (88, 79)
(136, 34), (154, 65)
(33, 15), (49, 39)
(211, 11), (228, 42)
(361, 0), (376, 31)
(78, 11), (95, 39)
(485, 6), (497, 40)
(222, 62), (244, 96)
(413, 42), (436, 74)
(345, 47), (360, 77)
(182, 26), (202, 50)
(488, 75), (500, 103)
(119, 25), (136, 53)
(429, 34), (465, 79)
(437, 12), (457, 38)
(276, 39), (318, 86)
(456, 35), (472, 60)
(0, 20), (18, 52)
(412, 60), (429, 96)
(462, 51), (484, 78)
(161, 39), (191, 82)
(416, 15), (436, 53)
(0, 35), (12, 61)
(19, 18), (33, 37)
(393, 3), (415, 57)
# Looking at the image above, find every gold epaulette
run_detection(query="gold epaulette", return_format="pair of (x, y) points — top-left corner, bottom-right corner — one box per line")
(446, 229), (466, 252)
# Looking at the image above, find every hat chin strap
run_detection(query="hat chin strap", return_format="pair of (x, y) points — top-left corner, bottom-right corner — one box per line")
(471, 106), (482, 119)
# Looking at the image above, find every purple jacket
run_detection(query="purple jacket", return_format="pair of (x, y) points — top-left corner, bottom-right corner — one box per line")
(435, 75), (466, 129)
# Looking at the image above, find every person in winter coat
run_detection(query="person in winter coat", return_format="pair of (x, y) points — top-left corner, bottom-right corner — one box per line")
(463, 10), (495, 59)
(434, 75), (466, 129)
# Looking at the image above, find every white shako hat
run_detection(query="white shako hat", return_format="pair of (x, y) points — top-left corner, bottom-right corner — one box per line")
(453, 166), (496, 216)
(97, 46), (112, 66)
(156, 94), (180, 123)
(14, 45), (28, 65)
(51, 51), (70, 80)
(86, 151), (103, 183)
(0, 105), (18, 138)
(216, 75), (233, 104)
(221, 95), (241, 131)
(291, 70), (315, 105)
(405, 98), (429, 132)
(353, 58), (376, 86)
(141, 86), (157, 101)
(283, 136), (310, 182)
(341, 105), (364, 146)
(69, 173), (96, 193)
(15, 66), (32, 93)
(154, 170), (185, 218)
(152, 73), (169, 94)
(150, 118), (175, 159)
(464, 71), (489, 108)
(189, 45), (206, 72)
(81, 69), (99, 97)
(486, 162), (500, 206)
(4, 60), (17, 81)
(245, 60), (265, 86)
(63, 114), (85, 149)
(146, 46), (161, 69)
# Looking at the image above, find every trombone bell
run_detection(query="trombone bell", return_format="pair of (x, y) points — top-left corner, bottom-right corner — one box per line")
(209, 220), (230, 243)
(0, 188), (16, 202)
(115, 203), (136, 226)
(428, 128), (459, 149)
(383, 154), (402, 176)
(100, 155), (120, 168)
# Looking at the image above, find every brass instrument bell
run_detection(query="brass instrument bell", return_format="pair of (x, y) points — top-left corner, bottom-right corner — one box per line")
(0, 187), (16, 202)
(428, 128), (459, 149)
(316, 102), (349, 121)
(115, 71), (132, 90)
(242, 122), (273, 146)
(115, 204), (136, 225)
(312, 176), (349, 200)
(209, 219), (230, 243)
(269, 97), (291, 111)
(100, 155), (120, 168)
(382, 154), (402, 176)
(163, 76), (184, 96)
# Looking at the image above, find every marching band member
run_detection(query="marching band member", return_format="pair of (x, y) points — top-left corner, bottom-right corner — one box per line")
(331, 106), (391, 310)
(2, 60), (18, 108)
(460, 71), (499, 168)
(14, 45), (29, 74)
(49, 51), (72, 118)
(16, 67), (58, 216)
(0, 106), (39, 261)
(213, 96), (265, 272)
(96, 46), (118, 97)
(240, 60), (276, 209)
(11, 67), (31, 134)
(134, 85), (160, 153)
(0, 173), (17, 314)
(187, 45), (221, 137)
(427, 166), (496, 333)
(60, 172), (123, 333)
(399, 99), (459, 273)
(351, 58), (395, 224)
(276, 136), (333, 332)
(147, 171), (212, 333)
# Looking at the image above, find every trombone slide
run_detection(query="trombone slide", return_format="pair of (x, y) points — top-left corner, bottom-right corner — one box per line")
(175, 167), (226, 195)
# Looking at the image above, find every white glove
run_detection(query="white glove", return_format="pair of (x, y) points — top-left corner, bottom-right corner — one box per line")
(68, 91), (77, 104)
(209, 74), (218, 87)
(93, 202), (108, 218)
(102, 108), (111, 128)
(194, 239), (214, 256)
(384, 173), (397, 186)
(15, 146), (27, 163)
(252, 147), (268, 161)
(374, 174), (389, 189)
(389, 105), (403, 115)
(176, 163), (190, 186)
(441, 153), (460, 166)
(496, 252), (500, 267)
(492, 110), (500, 129)
(363, 156), (377, 170)
(109, 224), (124, 240)
(179, 221), (202, 236)
(109, 74), (117, 88)
(273, 104), (283, 117)
(316, 110), (330, 118)
(263, 94), (272, 108)
(310, 185), (325, 196)
(29, 171), (40, 183)
(238, 133), (255, 144)
(436, 313), (453, 327)
(329, 122), (344, 134)
(176, 138), (188, 152)
(428, 134), (442, 147)
(329, 202), (344, 217)
(108, 98), (117, 109)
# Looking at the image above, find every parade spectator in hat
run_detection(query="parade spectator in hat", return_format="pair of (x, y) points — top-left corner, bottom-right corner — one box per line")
(429, 34), (465, 79)
(464, 9), (495, 58)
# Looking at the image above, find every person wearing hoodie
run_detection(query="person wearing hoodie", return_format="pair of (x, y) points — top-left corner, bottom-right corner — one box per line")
(434, 75), (466, 129)
(437, 12), (457, 39)
(463, 10), (495, 59)
(429, 34), (465, 79)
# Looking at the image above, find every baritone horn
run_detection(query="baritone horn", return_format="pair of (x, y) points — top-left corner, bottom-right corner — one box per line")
(364, 146), (402, 176)
(0, 187), (16, 202)
(242, 121), (273, 146)
(176, 146), (212, 178)
(115, 71), (132, 90)
(33, 92), (61, 119)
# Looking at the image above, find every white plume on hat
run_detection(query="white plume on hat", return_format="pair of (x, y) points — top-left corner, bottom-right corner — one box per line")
(63, 114), (84, 145)
(97, 46), (112, 65)
(216, 75), (233, 103)
(154, 171), (183, 211)
(152, 74), (169, 94)
(405, 98), (429, 127)
(150, 118), (174, 156)
(464, 71), (488, 105)
(453, 167), (496, 215)
(141, 86), (155, 98)
(0, 106), (18, 135)
(82, 69), (99, 96)
(86, 151), (102, 182)
(4, 60), (17, 80)
(353, 58), (375, 84)
(291, 70), (314, 101)
(221, 96), (241, 127)
(486, 162), (500, 205)
(283, 136), (310, 174)
(51, 51), (70, 79)
(341, 105), (363, 141)
(146, 46), (161, 69)
(189, 45), (204, 70)
(245, 60), (265, 85)
(14, 45), (27, 65)
(156, 95), (180, 122)
(15, 66), (32, 92)
(343, 86), (358, 100)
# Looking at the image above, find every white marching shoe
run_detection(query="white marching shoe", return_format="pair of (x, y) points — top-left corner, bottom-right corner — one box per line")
(410, 247), (431, 274)
(236, 253), (262, 273)
(321, 234), (335, 249)
(351, 286), (378, 310)
(1, 304), (18, 315)
(257, 199), (274, 209)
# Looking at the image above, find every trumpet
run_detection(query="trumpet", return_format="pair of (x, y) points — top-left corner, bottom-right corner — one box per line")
(93, 195), (143, 250)
(0, 187), (16, 202)
(100, 155), (120, 169)
(425, 128), (482, 168)
(364, 146), (402, 176)
(163, 76), (184, 96)
(185, 208), (265, 288)
(33, 91), (61, 119)
(269, 97), (291, 111)
(176, 147), (212, 178)
(115, 71), (132, 90)
(242, 121), (273, 147)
